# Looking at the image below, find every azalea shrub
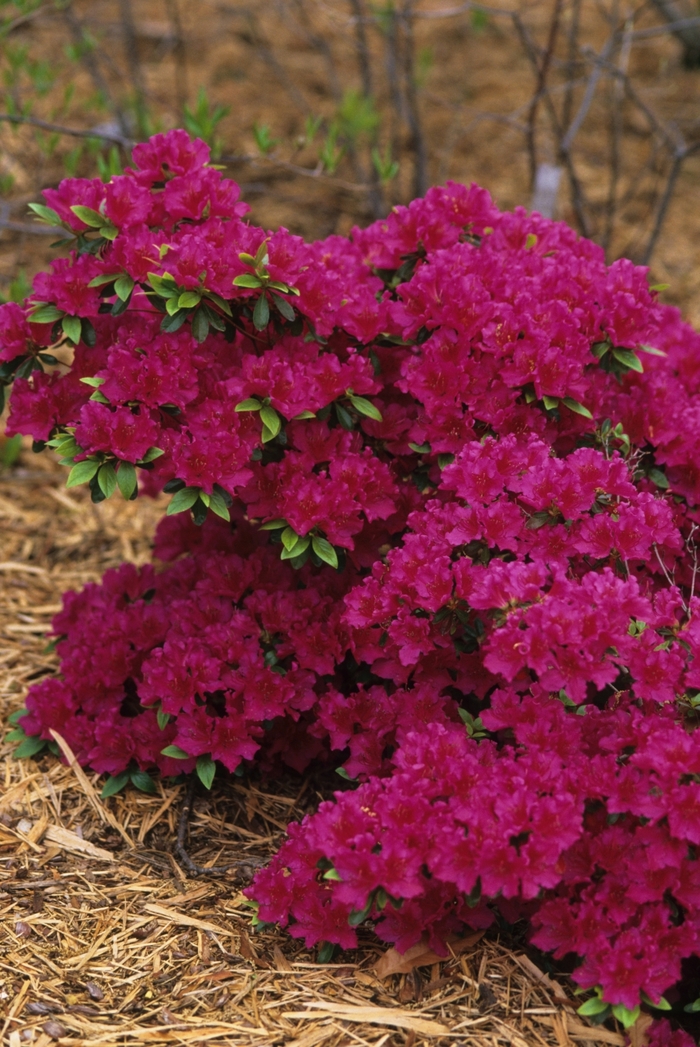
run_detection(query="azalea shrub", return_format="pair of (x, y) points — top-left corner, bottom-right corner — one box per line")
(4, 130), (700, 1034)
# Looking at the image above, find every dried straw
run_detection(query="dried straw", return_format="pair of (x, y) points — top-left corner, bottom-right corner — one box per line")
(1, 451), (629, 1046)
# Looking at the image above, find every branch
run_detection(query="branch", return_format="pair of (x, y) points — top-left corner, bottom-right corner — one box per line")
(219, 151), (371, 192)
(525, 0), (564, 189)
(0, 112), (133, 146)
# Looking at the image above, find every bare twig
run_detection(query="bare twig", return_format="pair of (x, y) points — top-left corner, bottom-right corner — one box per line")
(219, 151), (370, 192)
(0, 112), (132, 146)
(525, 0), (564, 190)
(513, 10), (591, 235)
(176, 776), (263, 879)
(641, 148), (686, 263)
(604, 13), (633, 253)
(562, 0), (582, 132)
(399, 0), (428, 198)
(650, 0), (700, 65)
(164, 0), (189, 117)
(1, 3), (50, 36)
(350, 0), (374, 98)
(244, 10), (313, 116)
(62, 6), (131, 139)
(118, 0), (148, 128)
(560, 33), (616, 155)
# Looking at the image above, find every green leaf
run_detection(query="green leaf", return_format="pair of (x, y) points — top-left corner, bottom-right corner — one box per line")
(160, 311), (187, 333)
(165, 296), (182, 316)
(114, 274), (134, 301)
(271, 292), (295, 321)
(70, 204), (105, 227)
(322, 867), (342, 881)
(254, 240), (270, 266)
(6, 728), (28, 743)
(196, 754), (216, 790)
(15, 735), (48, 759)
(178, 291), (201, 309)
(101, 771), (130, 798)
(525, 232), (538, 250)
(160, 744), (190, 759)
(66, 459), (99, 487)
(80, 376), (105, 388)
(202, 303), (226, 332)
(335, 766), (357, 781)
(409, 442), (431, 454)
(684, 998), (700, 1013)
(253, 293), (270, 330)
(641, 993), (671, 1011)
(437, 454), (455, 469)
(130, 769), (158, 794)
(334, 403), (354, 430)
(260, 405), (281, 439)
(191, 308), (210, 343)
(562, 397), (593, 419)
(612, 348), (643, 373)
(526, 511), (551, 530)
(139, 446), (164, 463)
(281, 536), (310, 560)
(235, 398), (262, 412)
(208, 490), (231, 521)
(97, 462), (117, 499)
(292, 410), (316, 420)
(156, 708), (170, 730)
(260, 518), (287, 531)
(62, 315), (82, 344)
(261, 425), (277, 444)
(116, 461), (137, 500)
(542, 395), (559, 411)
(347, 393), (382, 422)
(203, 291), (232, 316)
(147, 272), (178, 296)
(281, 526), (300, 551)
(268, 281), (291, 293)
(89, 390), (110, 404)
(28, 202), (62, 226)
(317, 941), (336, 964)
(348, 894), (375, 926)
(611, 1004), (640, 1029)
(167, 486), (201, 515)
(100, 224), (118, 241)
(8, 708), (28, 726)
(638, 343), (667, 356)
(233, 273), (263, 289)
(88, 273), (121, 288)
(591, 340), (611, 359)
(577, 997), (610, 1017)
(648, 467), (669, 490)
(311, 536), (338, 569)
(30, 304), (64, 324)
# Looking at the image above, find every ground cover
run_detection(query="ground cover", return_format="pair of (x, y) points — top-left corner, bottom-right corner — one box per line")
(0, 455), (609, 1047)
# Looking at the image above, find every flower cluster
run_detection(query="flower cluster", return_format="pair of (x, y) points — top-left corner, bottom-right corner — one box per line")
(4, 131), (700, 1034)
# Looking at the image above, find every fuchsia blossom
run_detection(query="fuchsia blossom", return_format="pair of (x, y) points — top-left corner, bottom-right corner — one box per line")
(5, 131), (700, 1029)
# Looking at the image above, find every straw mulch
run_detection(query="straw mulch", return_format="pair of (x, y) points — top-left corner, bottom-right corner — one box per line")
(0, 445), (633, 1047)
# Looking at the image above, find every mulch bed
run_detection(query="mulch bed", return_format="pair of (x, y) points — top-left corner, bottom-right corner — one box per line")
(0, 448), (633, 1047)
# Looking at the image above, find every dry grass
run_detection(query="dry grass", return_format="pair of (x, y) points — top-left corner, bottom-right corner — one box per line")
(0, 446), (635, 1047)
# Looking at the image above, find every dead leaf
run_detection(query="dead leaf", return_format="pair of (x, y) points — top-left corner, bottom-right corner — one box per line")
(143, 902), (231, 935)
(43, 824), (115, 862)
(273, 945), (293, 971)
(285, 1001), (449, 1036)
(374, 930), (485, 979)
(629, 1013), (654, 1047)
